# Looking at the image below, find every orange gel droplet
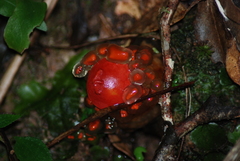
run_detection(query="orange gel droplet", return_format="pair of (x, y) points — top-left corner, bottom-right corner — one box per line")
(67, 135), (75, 139)
(146, 71), (155, 80)
(134, 73), (142, 81)
(72, 64), (92, 78)
(120, 110), (128, 117)
(107, 44), (132, 63)
(151, 79), (163, 91)
(88, 119), (101, 131)
(131, 102), (142, 110)
(87, 135), (97, 141)
(75, 65), (82, 75)
(147, 97), (154, 102)
(97, 43), (109, 57)
(130, 69), (146, 85)
(78, 132), (84, 139)
(135, 48), (153, 65)
(82, 51), (99, 65)
(123, 84), (142, 104)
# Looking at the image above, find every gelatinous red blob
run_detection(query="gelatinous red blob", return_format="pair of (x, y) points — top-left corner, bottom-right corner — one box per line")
(135, 48), (153, 65)
(142, 87), (150, 96)
(123, 84), (142, 104)
(97, 43), (109, 57)
(151, 79), (163, 92)
(120, 110), (128, 117)
(75, 65), (82, 75)
(131, 102), (142, 110)
(147, 97), (154, 102)
(86, 134), (96, 141)
(127, 45), (140, 60)
(130, 69), (146, 85)
(145, 68), (155, 80)
(72, 63), (92, 78)
(107, 44), (133, 63)
(67, 135), (75, 139)
(82, 50), (99, 65)
(78, 132), (84, 139)
(128, 59), (145, 71)
(88, 119), (101, 131)
(87, 58), (131, 109)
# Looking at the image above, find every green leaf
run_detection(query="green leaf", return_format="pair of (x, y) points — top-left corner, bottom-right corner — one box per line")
(0, 114), (20, 128)
(17, 80), (48, 102)
(190, 123), (227, 151)
(36, 21), (47, 32)
(134, 146), (146, 161)
(14, 136), (52, 161)
(227, 125), (240, 144)
(219, 68), (233, 86)
(4, 0), (47, 53)
(0, 0), (16, 17)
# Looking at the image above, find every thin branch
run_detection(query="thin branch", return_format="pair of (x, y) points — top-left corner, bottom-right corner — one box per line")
(46, 81), (194, 148)
(0, 129), (18, 161)
(159, 0), (180, 124)
(45, 34), (141, 50)
(0, 54), (26, 104)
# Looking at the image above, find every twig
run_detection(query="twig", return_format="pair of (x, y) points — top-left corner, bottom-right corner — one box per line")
(46, 34), (140, 50)
(0, 129), (18, 161)
(159, 0), (180, 124)
(46, 81), (195, 148)
(0, 54), (26, 104)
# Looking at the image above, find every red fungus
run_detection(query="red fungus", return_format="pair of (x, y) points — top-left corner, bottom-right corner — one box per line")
(73, 44), (164, 128)
(87, 58), (131, 109)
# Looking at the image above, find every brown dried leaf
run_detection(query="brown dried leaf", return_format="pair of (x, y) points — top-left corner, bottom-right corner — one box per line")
(226, 39), (240, 85)
(194, 0), (232, 63)
(128, 1), (200, 34)
(217, 0), (240, 51)
(126, 0), (168, 33)
(218, 0), (240, 24)
(115, 0), (141, 19)
(108, 134), (135, 160)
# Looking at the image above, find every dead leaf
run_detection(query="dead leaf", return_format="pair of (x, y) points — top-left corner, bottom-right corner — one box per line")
(218, 0), (240, 24)
(127, 1), (200, 34)
(115, 0), (141, 19)
(226, 39), (240, 85)
(108, 134), (135, 160)
(217, 0), (240, 51)
(194, 0), (232, 63)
